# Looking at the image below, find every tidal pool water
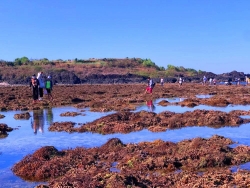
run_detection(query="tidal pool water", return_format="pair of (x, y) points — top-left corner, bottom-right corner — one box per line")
(1, 99), (250, 187)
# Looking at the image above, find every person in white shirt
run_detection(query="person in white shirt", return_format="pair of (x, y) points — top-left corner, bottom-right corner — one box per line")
(37, 72), (45, 100)
(160, 78), (164, 86)
(179, 77), (182, 87)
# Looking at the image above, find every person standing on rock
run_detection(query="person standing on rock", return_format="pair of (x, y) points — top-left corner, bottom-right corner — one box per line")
(246, 76), (250, 85)
(160, 78), (164, 86)
(30, 74), (40, 103)
(37, 72), (45, 100)
(237, 78), (240, 85)
(213, 78), (217, 85)
(178, 77), (183, 87)
(203, 76), (207, 85)
(209, 78), (213, 85)
(45, 76), (53, 100)
(145, 77), (154, 95)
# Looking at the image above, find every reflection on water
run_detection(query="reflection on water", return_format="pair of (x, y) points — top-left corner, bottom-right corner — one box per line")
(1, 100), (250, 187)
(45, 108), (53, 126)
(31, 108), (54, 134)
(146, 100), (155, 112)
(31, 110), (44, 134)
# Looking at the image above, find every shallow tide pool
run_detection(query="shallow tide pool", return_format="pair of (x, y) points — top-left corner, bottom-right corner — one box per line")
(1, 99), (250, 187)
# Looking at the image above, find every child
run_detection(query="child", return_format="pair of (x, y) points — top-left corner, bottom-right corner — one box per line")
(45, 76), (53, 100)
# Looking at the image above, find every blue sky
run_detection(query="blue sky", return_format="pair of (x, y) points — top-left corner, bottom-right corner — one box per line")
(0, 0), (250, 74)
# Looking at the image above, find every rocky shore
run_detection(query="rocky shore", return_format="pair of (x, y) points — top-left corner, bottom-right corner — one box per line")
(1, 83), (250, 187)
(12, 136), (250, 187)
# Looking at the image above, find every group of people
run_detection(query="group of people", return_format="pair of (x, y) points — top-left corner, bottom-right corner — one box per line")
(145, 77), (185, 95)
(30, 71), (53, 103)
(208, 77), (217, 85)
(203, 76), (217, 85)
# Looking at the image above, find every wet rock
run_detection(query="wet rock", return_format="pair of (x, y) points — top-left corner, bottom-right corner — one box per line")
(148, 126), (167, 132)
(101, 138), (125, 151)
(0, 123), (13, 136)
(12, 136), (250, 187)
(60, 110), (250, 134)
(60, 111), (81, 117)
(203, 97), (230, 107)
(158, 100), (169, 106)
(32, 146), (63, 160)
(180, 98), (199, 107)
(14, 112), (31, 119)
(48, 121), (76, 133)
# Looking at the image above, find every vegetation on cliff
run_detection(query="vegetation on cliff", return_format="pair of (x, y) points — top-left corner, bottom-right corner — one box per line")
(0, 57), (246, 84)
(0, 57), (204, 84)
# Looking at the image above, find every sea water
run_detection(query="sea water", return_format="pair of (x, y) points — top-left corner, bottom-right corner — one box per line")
(1, 98), (250, 187)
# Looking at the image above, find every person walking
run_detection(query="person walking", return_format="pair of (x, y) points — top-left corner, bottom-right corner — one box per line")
(45, 76), (53, 100)
(37, 72), (45, 100)
(30, 75), (40, 103)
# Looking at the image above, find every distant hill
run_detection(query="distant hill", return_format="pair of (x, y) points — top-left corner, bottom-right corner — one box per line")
(0, 58), (248, 84)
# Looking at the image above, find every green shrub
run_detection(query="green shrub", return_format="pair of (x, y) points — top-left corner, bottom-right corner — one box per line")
(142, 59), (155, 67)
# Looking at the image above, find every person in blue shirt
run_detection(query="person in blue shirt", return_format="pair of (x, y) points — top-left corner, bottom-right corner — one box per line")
(203, 76), (207, 85)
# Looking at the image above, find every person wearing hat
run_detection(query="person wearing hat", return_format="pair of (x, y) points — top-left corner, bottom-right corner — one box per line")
(45, 75), (53, 100)
(30, 74), (40, 103)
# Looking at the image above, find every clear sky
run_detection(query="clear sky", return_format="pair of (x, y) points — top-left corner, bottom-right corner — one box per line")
(0, 0), (250, 74)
